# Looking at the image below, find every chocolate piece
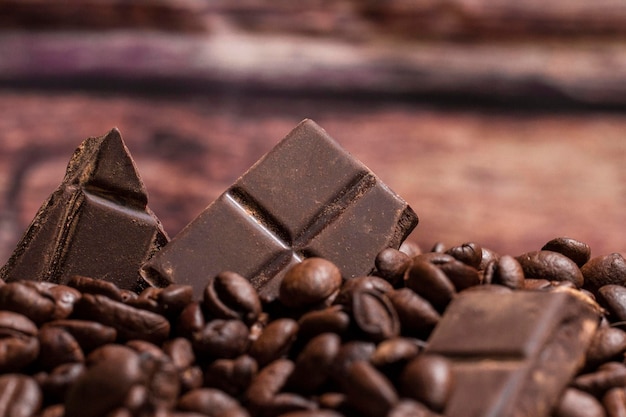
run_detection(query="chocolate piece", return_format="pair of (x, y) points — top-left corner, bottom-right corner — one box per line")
(143, 119), (417, 299)
(0, 129), (169, 291)
(426, 290), (600, 417)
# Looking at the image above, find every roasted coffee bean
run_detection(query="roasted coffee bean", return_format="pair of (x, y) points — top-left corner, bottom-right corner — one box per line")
(553, 387), (605, 417)
(38, 362), (85, 403)
(44, 319), (117, 352)
(143, 355), (181, 411)
(0, 311), (39, 372)
(178, 388), (249, 417)
(582, 253), (626, 293)
(157, 284), (194, 317)
(176, 302), (205, 338)
(375, 248), (412, 287)
(256, 392), (317, 417)
(341, 289), (399, 342)
(405, 260), (455, 312)
(399, 240), (421, 257)
(332, 341), (376, 377)
(246, 358), (294, 407)
(39, 404), (65, 417)
(279, 411), (344, 417)
(74, 294), (170, 344)
(430, 242), (446, 253)
(288, 333), (340, 393)
(0, 374), (42, 417)
(387, 399), (442, 417)
(478, 246), (500, 270)
(603, 387), (626, 417)
(516, 251), (584, 288)
(46, 284), (81, 319)
(598, 285), (626, 322)
(126, 286), (161, 313)
(370, 337), (421, 379)
(203, 271), (261, 325)
(542, 237), (591, 268)
(445, 242), (483, 269)
(204, 355), (258, 397)
(249, 318), (298, 366)
(0, 310), (37, 337)
(297, 305), (350, 340)
(192, 319), (249, 359)
(491, 255), (525, 289)
(68, 275), (123, 301)
(65, 345), (145, 417)
(180, 365), (204, 392)
(37, 325), (84, 371)
(585, 326), (626, 368)
(341, 360), (398, 417)
(399, 354), (453, 413)
(0, 282), (56, 324)
(163, 337), (196, 370)
(127, 339), (168, 362)
(573, 362), (626, 397)
(524, 278), (552, 290)
(279, 258), (342, 309)
(387, 288), (440, 338)
(337, 276), (394, 301)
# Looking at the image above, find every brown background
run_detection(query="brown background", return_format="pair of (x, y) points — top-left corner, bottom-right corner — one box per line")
(1, 1), (625, 266)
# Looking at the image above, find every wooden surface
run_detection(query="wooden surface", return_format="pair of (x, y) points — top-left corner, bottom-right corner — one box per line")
(0, 1), (625, 266)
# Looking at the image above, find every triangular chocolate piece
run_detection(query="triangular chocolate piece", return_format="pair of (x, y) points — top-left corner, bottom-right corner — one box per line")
(0, 129), (169, 291)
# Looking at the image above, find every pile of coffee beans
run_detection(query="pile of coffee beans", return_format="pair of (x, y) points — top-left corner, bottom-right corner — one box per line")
(1, 237), (626, 417)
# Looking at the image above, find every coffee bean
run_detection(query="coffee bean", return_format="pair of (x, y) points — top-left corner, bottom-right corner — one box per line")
(246, 358), (294, 407)
(573, 362), (626, 397)
(598, 285), (626, 323)
(478, 246), (500, 270)
(175, 302), (205, 338)
(0, 311), (39, 372)
(399, 354), (453, 413)
(491, 255), (525, 289)
(375, 248), (412, 287)
(163, 337), (196, 370)
(288, 333), (340, 393)
(68, 275), (123, 301)
(339, 276), (394, 297)
(65, 345), (145, 417)
(542, 237), (591, 268)
(553, 387), (605, 417)
(46, 284), (81, 319)
(603, 387), (626, 417)
(445, 242), (483, 269)
(44, 319), (117, 352)
(430, 242), (446, 253)
(341, 360), (399, 417)
(180, 365), (204, 392)
(203, 272), (261, 325)
(249, 318), (298, 366)
(405, 260), (455, 312)
(399, 240), (422, 257)
(0, 374), (42, 417)
(582, 254), (626, 294)
(278, 411), (344, 417)
(279, 258), (342, 309)
(297, 305), (350, 340)
(0, 310), (37, 337)
(205, 355), (258, 397)
(516, 251), (584, 288)
(74, 294), (170, 344)
(387, 399), (441, 417)
(332, 341), (376, 377)
(387, 288), (440, 338)
(347, 289), (399, 342)
(178, 388), (248, 417)
(258, 392), (317, 416)
(370, 337), (421, 378)
(586, 327), (626, 368)
(0, 282), (56, 324)
(37, 325), (84, 371)
(157, 284), (194, 317)
(38, 404), (65, 417)
(38, 362), (85, 403)
(524, 278), (552, 290)
(192, 319), (249, 360)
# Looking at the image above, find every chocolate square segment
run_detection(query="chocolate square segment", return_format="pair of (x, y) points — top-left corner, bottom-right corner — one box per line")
(143, 119), (418, 299)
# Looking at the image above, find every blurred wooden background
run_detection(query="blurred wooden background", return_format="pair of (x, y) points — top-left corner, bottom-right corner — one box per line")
(1, 0), (625, 266)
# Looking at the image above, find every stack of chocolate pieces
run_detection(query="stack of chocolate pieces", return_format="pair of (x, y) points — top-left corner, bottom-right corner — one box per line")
(0, 120), (623, 417)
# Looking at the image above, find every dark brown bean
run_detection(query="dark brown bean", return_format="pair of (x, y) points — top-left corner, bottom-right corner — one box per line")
(74, 294), (170, 344)
(37, 325), (84, 371)
(192, 319), (249, 359)
(573, 362), (626, 397)
(178, 388), (248, 417)
(47, 284), (82, 319)
(582, 253), (626, 293)
(338, 276), (394, 299)
(0, 374), (42, 417)
(375, 248), (412, 287)
(297, 305), (350, 340)
(249, 318), (298, 366)
(445, 242), (483, 269)
(163, 337), (196, 370)
(38, 362), (85, 404)
(157, 284), (194, 316)
(176, 302), (205, 338)
(288, 333), (341, 393)
(0, 311), (39, 372)
(341, 360), (398, 417)
(38, 404), (65, 417)
(387, 288), (440, 338)
(399, 354), (453, 413)
(203, 272), (261, 324)
(603, 387), (626, 417)
(279, 258), (342, 309)
(388, 399), (442, 417)
(598, 285), (626, 322)
(44, 319), (117, 352)
(516, 250), (584, 288)
(332, 341), (376, 378)
(279, 411), (344, 417)
(399, 240), (422, 257)
(405, 260), (455, 312)
(553, 387), (606, 417)
(0, 310), (38, 337)
(0, 282), (56, 324)
(492, 255), (525, 289)
(246, 358), (294, 406)
(370, 337), (422, 375)
(346, 289), (399, 342)
(65, 345), (145, 417)
(478, 246), (500, 270)
(205, 355), (258, 397)
(67, 274), (123, 301)
(542, 237), (591, 268)
(586, 327), (626, 368)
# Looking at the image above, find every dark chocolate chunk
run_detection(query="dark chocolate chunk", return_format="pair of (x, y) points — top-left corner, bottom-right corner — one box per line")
(0, 129), (169, 292)
(143, 119), (418, 299)
(426, 290), (600, 417)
